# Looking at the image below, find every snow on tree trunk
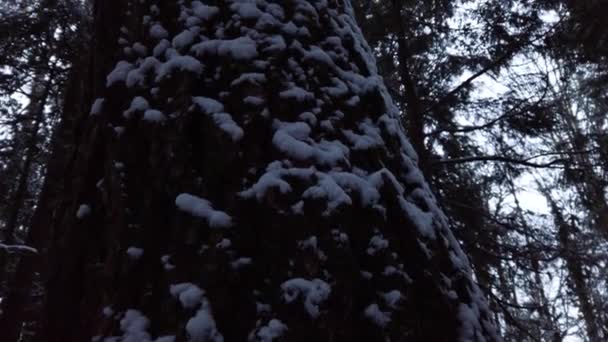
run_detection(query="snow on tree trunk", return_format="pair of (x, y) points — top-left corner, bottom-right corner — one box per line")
(38, 0), (498, 341)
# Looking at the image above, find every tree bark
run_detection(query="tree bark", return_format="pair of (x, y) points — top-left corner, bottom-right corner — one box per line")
(33, 1), (498, 341)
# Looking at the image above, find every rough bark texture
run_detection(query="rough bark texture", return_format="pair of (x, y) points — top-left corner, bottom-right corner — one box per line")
(31, 1), (498, 341)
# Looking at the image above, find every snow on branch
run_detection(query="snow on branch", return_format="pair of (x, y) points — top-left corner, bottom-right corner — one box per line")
(0, 243), (38, 255)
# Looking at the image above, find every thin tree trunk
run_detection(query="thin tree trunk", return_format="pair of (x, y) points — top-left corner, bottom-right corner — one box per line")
(0, 71), (50, 329)
(506, 176), (560, 341)
(390, 0), (428, 176)
(557, 222), (600, 342)
(2, 75), (49, 244)
(541, 189), (601, 342)
(548, 74), (608, 240)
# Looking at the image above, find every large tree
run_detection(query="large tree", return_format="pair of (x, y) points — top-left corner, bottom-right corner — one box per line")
(2, 0), (498, 341)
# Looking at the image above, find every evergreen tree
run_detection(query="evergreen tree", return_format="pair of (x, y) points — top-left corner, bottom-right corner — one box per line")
(1, 0), (498, 341)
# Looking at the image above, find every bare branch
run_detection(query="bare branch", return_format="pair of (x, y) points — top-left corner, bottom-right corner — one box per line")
(433, 155), (567, 168)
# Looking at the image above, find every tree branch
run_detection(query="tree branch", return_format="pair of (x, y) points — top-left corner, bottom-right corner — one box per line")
(422, 19), (564, 118)
(0, 243), (38, 256)
(433, 155), (567, 168)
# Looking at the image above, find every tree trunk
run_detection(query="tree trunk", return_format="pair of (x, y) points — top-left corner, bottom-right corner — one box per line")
(506, 177), (561, 341)
(550, 83), (608, 240)
(389, 0), (428, 176)
(0, 27), (97, 342)
(0, 70), (50, 330)
(1, 73), (49, 245)
(558, 222), (600, 342)
(32, 1), (497, 341)
(543, 191), (601, 342)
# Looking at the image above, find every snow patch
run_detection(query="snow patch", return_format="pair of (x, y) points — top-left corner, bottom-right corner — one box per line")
(155, 55), (203, 81)
(281, 278), (331, 318)
(126, 247), (144, 260)
(210, 112), (244, 142)
(272, 121), (349, 167)
(364, 303), (390, 327)
(192, 2), (219, 21)
(254, 319), (288, 342)
(119, 309), (151, 342)
(153, 39), (171, 57)
(107, 61), (134, 86)
(76, 204), (92, 219)
(302, 174), (351, 215)
(154, 336), (175, 342)
(186, 301), (223, 342)
(102, 306), (114, 318)
(143, 109), (166, 122)
(367, 235), (389, 255)
(239, 163), (310, 200)
(216, 239), (231, 249)
(132, 42), (147, 56)
(398, 198), (436, 239)
(150, 24), (169, 39)
(217, 37), (258, 60)
(192, 96), (224, 113)
(161, 255), (175, 271)
(231, 257), (252, 269)
(170, 283), (205, 309)
(382, 290), (402, 309)
(230, 2), (263, 20)
(230, 72), (266, 87)
(191, 97), (243, 141)
(172, 29), (196, 50)
(90, 98), (105, 115)
(175, 193), (232, 228)
(279, 86), (314, 102)
(191, 37), (258, 61)
(124, 96), (150, 118)
(298, 236), (326, 261)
